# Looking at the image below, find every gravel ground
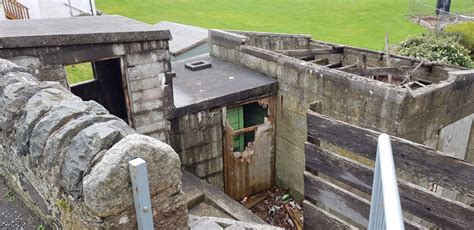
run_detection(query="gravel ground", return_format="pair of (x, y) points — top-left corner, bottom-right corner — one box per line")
(0, 175), (44, 230)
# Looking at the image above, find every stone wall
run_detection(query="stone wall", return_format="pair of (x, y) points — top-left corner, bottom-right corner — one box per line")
(170, 109), (224, 189)
(1, 40), (174, 144)
(0, 59), (188, 229)
(208, 29), (474, 198)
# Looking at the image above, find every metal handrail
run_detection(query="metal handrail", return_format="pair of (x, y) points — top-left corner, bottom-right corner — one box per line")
(368, 134), (405, 230)
(3, 0), (30, 20)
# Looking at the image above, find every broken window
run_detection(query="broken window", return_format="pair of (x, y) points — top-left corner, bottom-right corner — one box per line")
(227, 102), (268, 152)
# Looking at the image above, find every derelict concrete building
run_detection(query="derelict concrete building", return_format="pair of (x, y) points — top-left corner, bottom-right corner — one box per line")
(0, 16), (174, 143)
(205, 29), (474, 198)
(1, 15), (473, 206)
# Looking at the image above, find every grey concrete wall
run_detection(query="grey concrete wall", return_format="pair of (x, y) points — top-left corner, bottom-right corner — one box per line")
(0, 59), (188, 229)
(2, 40), (174, 143)
(170, 109), (224, 189)
(226, 30), (311, 51)
(208, 29), (474, 198)
(124, 48), (174, 142)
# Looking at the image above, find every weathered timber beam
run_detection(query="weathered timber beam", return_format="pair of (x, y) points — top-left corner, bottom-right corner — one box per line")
(338, 64), (357, 70)
(304, 172), (422, 229)
(325, 62), (342, 68)
(306, 111), (474, 197)
(305, 142), (474, 229)
(299, 55), (315, 61)
(275, 47), (343, 56)
(309, 58), (328, 65)
(233, 125), (259, 136)
(339, 67), (404, 76)
(303, 200), (357, 230)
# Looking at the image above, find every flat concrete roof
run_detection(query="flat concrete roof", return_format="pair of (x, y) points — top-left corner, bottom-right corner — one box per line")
(154, 21), (207, 56)
(0, 15), (172, 48)
(172, 54), (278, 117)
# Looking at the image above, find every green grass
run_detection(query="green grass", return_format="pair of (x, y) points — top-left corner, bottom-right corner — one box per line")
(65, 63), (94, 85)
(96, 0), (427, 50)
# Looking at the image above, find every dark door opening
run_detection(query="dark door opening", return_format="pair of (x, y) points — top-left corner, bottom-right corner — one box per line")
(69, 58), (129, 123)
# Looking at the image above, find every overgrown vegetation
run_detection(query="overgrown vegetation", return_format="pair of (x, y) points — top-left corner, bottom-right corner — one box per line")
(393, 31), (473, 67)
(445, 22), (474, 54)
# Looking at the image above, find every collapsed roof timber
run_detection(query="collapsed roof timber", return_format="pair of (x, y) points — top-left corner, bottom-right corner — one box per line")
(0, 15), (472, 229)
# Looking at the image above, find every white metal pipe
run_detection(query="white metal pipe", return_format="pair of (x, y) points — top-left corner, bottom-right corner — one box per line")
(368, 134), (404, 230)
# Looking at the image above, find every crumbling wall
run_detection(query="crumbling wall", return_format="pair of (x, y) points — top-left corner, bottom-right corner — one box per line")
(2, 40), (174, 143)
(208, 29), (474, 197)
(399, 71), (474, 147)
(226, 30), (311, 51)
(222, 98), (276, 200)
(170, 109), (224, 189)
(0, 59), (188, 229)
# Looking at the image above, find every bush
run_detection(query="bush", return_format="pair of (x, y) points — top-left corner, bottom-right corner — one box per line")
(445, 22), (474, 53)
(393, 31), (472, 68)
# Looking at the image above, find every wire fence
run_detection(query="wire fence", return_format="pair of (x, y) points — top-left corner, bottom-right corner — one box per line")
(407, 0), (474, 31)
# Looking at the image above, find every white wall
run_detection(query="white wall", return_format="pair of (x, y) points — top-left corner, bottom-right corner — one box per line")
(0, 0), (6, 20)
(18, 0), (41, 19)
(17, 0), (95, 19)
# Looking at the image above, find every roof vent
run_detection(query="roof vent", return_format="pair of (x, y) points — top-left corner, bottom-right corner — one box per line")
(185, 60), (212, 71)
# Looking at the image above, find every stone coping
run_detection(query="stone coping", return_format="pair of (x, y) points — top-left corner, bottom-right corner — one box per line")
(0, 15), (172, 48)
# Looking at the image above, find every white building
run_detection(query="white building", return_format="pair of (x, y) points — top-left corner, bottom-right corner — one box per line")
(1, 0), (96, 20)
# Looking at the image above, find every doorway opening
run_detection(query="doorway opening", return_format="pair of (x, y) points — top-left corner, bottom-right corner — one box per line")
(68, 58), (129, 123)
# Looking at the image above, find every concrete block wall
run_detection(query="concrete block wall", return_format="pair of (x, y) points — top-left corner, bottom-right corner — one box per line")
(0, 59), (188, 229)
(208, 29), (474, 197)
(1, 40), (174, 143)
(124, 47), (174, 142)
(170, 109), (224, 189)
(399, 70), (474, 148)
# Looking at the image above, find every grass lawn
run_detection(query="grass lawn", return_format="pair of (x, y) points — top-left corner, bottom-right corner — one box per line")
(65, 63), (94, 85)
(96, 0), (427, 50)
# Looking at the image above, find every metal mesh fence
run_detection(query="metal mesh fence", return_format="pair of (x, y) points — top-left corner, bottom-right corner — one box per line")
(407, 0), (474, 30)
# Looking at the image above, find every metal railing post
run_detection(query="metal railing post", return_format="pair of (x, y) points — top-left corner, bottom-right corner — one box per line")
(368, 134), (404, 230)
(129, 158), (154, 230)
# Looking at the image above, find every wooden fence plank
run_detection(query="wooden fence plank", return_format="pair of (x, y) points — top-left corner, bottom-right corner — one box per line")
(304, 172), (422, 229)
(306, 111), (474, 196)
(304, 171), (370, 228)
(303, 200), (357, 230)
(305, 142), (474, 229)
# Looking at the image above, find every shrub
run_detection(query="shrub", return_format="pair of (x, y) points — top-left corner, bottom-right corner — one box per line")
(393, 31), (472, 68)
(445, 22), (474, 53)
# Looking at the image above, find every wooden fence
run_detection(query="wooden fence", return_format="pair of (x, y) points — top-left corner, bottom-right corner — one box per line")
(303, 110), (474, 229)
(3, 0), (29, 20)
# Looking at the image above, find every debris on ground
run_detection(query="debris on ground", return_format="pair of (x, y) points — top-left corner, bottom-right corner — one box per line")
(243, 187), (304, 229)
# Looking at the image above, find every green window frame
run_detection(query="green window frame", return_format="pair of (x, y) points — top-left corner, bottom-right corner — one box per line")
(227, 106), (245, 152)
